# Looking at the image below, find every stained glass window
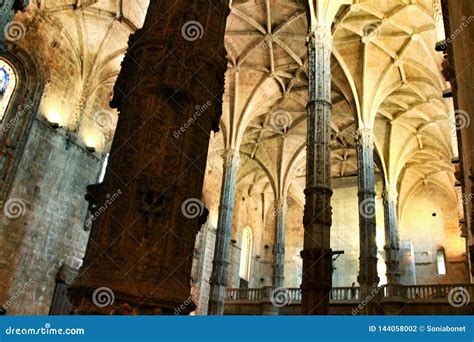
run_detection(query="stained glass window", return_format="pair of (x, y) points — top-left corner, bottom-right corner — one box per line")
(0, 58), (17, 121)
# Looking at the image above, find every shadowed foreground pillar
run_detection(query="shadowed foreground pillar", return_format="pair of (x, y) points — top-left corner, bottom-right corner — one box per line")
(356, 128), (380, 315)
(301, 25), (333, 315)
(208, 149), (240, 315)
(69, 0), (230, 315)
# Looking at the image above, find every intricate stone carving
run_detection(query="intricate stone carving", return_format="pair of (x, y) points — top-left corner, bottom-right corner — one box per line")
(272, 198), (287, 288)
(356, 127), (379, 314)
(301, 24), (333, 315)
(208, 149), (240, 315)
(69, 0), (230, 315)
(382, 186), (401, 290)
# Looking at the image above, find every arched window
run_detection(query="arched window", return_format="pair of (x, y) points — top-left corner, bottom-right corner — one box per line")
(436, 248), (446, 275)
(239, 226), (253, 281)
(0, 58), (17, 121)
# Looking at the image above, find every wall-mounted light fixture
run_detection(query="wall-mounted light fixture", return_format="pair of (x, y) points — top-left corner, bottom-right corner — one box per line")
(86, 146), (96, 153)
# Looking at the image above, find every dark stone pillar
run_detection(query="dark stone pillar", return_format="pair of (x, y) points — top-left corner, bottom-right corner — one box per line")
(272, 198), (286, 288)
(208, 149), (239, 315)
(382, 186), (401, 295)
(356, 128), (380, 315)
(69, 0), (230, 315)
(0, 0), (29, 51)
(301, 25), (333, 315)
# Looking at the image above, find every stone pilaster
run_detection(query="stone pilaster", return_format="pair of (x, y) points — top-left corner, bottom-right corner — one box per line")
(382, 186), (401, 293)
(69, 0), (230, 315)
(301, 25), (333, 315)
(272, 198), (287, 288)
(208, 149), (240, 315)
(0, 0), (28, 52)
(356, 127), (380, 315)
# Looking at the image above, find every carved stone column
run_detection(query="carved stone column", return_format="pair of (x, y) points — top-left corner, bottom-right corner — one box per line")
(273, 198), (287, 288)
(208, 149), (240, 315)
(69, 0), (230, 315)
(356, 127), (380, 315)
(382, 186), (401, 293)
(0, 0), (28, 52)
(301, 26), (333, 315)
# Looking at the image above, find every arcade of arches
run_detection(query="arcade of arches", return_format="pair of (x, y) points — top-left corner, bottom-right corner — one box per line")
(0, 0), (473, 316)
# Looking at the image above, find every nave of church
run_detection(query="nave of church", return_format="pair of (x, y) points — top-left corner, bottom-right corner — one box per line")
(0, 0), (473, 316)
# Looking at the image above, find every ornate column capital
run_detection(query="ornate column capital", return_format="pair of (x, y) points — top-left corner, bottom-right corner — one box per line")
(308, 25), (333, 50)
(274, 196), (289, 211)
(356, 127), (374, 150)
(382, 185), (398, 203)
(223, 149), (240, 168)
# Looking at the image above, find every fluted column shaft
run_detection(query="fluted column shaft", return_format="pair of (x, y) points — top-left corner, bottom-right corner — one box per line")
(69, 0), (230, 315)
(356, 128), (379, 315)
(301, 26), (333, 315)
(272, 198), (287, 288)
(382, 187), (401, 290)
(208, 149), (240, 315)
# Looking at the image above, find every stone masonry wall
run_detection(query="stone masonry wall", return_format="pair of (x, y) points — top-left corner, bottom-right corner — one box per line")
(0, 118), (101, 315)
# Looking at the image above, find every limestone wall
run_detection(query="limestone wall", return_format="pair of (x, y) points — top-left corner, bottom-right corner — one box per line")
(0, 118), (101, 315)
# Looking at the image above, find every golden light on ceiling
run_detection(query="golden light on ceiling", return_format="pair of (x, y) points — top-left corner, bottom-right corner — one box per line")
(81, 128), (102, 153)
